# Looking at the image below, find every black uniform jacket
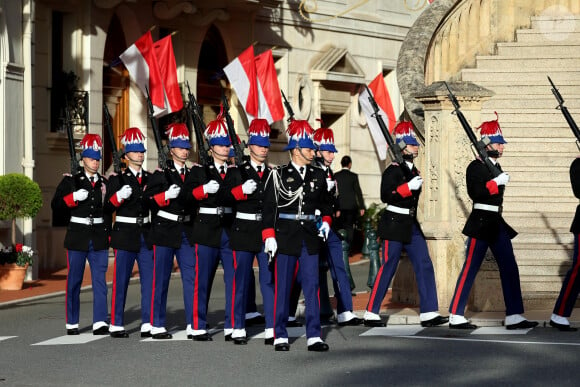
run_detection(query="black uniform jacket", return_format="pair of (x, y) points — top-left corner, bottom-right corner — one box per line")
(462, 159), (517, 242)
(569, 158), (580, 233)
(51, 172), (111, 251)
(377, 162), (422, 244)
(334, 168), (365, 211)
(263, 163), (332, 256)
(314, 159), (341, 233)
(186, 162), (242, 248)
(229, 161), (271, 253)
(144, 162), (196, 249)
(105, 169), (151, 252)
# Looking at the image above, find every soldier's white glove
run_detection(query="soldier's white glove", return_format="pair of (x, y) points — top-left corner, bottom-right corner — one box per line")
(264, 237), (278, 257)
(326, 179), (335, 192)
(318, 221), (330, 241)
(492, 172), (510, 186)
(116, 185), (132, 201)
(203, 180), (220, 195)
(72, 189), (89, 202)
(164, 184), (181, 200)
(241, 179), (258, 195)
(407, 176), (423, 191)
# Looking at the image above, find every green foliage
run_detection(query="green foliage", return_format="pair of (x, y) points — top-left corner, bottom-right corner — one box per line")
(0, 244), (34, 267)
(362, 202), (385, 230)
(0, 173), (43, 221)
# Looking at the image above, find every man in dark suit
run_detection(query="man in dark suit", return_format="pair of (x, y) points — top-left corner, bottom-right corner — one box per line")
(51, 134), (111, 336)
(333, 155), (365, 249)
(448, 114), (537, 330)
(263, 120), (332, 352)
(363, 122), (448, 329)
(105, 127), (153, 338)
(144, 123), (197, 339)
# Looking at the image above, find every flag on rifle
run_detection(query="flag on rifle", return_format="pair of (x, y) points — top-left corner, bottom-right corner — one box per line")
(255, 50), (284, 123)
(223, 46), (259, 122)
(359, 72), (402, 160)
(153, 35), (183, 115)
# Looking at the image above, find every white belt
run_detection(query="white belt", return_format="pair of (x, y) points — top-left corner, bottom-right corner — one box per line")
(386, 205), (410, 215)
(157, 210), (191, 222)
(199, 207), (233, 215)
(474, 203), (500, 212)
(115, 216), (150, 224)
(236, 212), (263, 221)
(70, 216), (104, 225)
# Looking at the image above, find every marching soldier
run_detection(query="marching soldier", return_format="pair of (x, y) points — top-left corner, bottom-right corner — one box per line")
(144, 123), (197, 339)
(187, 108), (256, 341)
(363, 122), (448, 328)
(312, 124), (362, 326)
(448, 114), (537, 330)
(51, 134), (111, 336)
(229, 118), (275, 344)
(263, 120), (332, 352)
(105, 127), (153, 338)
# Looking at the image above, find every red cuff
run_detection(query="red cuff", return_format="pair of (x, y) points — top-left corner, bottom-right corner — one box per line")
(322, 216), (332, 227)
(109, 194), (123, 207)
(192, 186), (208, 200)
(154, 192), (170, 207)
(396, 183), (412, 198)
(486, 180), (499, 195)
(64, 193), (78, 208)
(262, 228), (275, 241)
(231, 185), (247, 201)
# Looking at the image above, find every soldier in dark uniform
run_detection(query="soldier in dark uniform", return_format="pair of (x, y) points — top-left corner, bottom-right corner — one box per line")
(228, 118), (275, 344)
(263, 120), (332, 352)
(362, 122), (448, 328)
(312, 125), (362, 326)
(550, 152), (580, 331)
(144, 123), (196, 339)
(105, 127), (153, 338)
(187, 109), (256, 341)
(51, 134), (111, 336)
(448, 114), (537, 330)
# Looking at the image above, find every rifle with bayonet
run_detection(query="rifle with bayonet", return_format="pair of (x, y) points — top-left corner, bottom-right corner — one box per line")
(145, 87), (170, 169)
(220, 86), (245, 166)
(185, 81), (211, 165)
(281, 90), (294, 122)
(548, 76), (580, 150)
(64, 98), (82, 175)
(364, 85), (407, 168)
(103, 103), (125, 174)
(444, 82), (501, 177)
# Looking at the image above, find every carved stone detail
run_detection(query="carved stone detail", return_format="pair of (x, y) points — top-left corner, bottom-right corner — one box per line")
(153, 1), (197, 20)
(93, 0), (136, 9)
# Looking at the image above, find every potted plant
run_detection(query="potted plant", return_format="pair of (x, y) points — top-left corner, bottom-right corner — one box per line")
(0, 173), (43, 290)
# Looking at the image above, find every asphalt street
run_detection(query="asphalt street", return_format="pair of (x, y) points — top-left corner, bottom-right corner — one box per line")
(2, 260), (580, 386)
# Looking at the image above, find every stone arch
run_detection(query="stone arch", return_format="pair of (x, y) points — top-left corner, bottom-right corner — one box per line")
(197, 24), (229, 115)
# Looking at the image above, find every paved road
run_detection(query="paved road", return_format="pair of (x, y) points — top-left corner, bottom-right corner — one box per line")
(2, 261), (580, 386)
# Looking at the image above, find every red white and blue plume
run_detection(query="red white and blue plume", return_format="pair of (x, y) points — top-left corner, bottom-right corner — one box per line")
(247, 118), (271, 147)
(477, 112), (506, 144)
(165, 122), (191, 149)
(313, 119), (337, 153)
(204, 106), (232, 147)
(283, 119), (315, 151)
(120, 127), (146, 153)
(393, 121), (419, 146)
(79, 133), (103, 160)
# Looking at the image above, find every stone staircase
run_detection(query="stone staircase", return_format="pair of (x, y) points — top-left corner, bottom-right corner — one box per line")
(460, 15), (580, 307)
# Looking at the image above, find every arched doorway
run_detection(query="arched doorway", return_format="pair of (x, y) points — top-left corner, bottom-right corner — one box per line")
(197, 25), (228, 121)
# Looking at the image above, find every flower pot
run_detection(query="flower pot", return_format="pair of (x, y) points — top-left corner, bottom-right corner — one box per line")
(0, 263), (28, 290)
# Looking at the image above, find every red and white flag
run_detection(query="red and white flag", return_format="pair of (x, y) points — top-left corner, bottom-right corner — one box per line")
(153, 35), (183, 116)
(119, 31), (166, 117)
(255, 50), (284, 124)
(359, 72), (401, 160)
(223, 46), (259, 121)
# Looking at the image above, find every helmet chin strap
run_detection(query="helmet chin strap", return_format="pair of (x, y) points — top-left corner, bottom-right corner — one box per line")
(298, 147), (314, 163)
(249, 147), (267, 162)
(170, 149), (188, 163)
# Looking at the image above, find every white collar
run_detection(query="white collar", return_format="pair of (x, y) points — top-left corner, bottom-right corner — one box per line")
(405, 161), (414, 170)
(215, 162), (227, 171)
(291, 161), (306, 173)
(85, 172), (98, 181)
(128, 166), (141, 176)
(250, 160), (264, 171)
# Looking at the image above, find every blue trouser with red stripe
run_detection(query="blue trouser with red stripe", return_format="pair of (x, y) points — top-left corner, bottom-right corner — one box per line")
(553, 233), (580, 317)
(192, 229), (234, 330)
(111, 235), (153, 327)
(66, 241), (109, 326)
(240, 249), (275, 329)
(274, 242), (321, 340)
(151, 232), (195, 328)
(366, 224), (439, 314)
(323, 229), (354, 314)
(449, 223), (524, 316)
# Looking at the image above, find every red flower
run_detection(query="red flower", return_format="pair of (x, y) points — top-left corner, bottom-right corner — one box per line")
(15, 243), (23, 252)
